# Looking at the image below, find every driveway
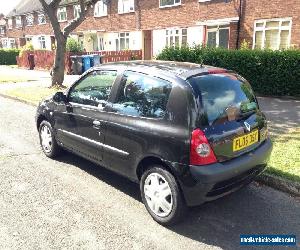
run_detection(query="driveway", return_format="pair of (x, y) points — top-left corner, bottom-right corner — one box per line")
(0, 97), (299, 249)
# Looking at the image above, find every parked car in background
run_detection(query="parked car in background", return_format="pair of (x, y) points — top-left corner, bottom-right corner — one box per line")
(36, 61), (272, 225)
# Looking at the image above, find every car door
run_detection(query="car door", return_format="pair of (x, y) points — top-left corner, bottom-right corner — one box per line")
(59, 69), (118, 162)
(103, 70), (173, 179)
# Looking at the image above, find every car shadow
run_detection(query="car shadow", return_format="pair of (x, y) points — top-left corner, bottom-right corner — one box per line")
(56, 152), (300, 250)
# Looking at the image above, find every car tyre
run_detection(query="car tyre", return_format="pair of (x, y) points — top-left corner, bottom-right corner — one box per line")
(39, 120), (62, 158)
(140, 165), (187, 226)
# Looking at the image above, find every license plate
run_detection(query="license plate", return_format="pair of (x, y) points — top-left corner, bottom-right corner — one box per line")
(233, 130), (259, 152)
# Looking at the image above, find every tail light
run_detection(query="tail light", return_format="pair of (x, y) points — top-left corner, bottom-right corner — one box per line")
(190, 129), (217, 165)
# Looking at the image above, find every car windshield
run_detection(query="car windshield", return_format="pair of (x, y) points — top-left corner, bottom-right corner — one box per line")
(188, 73), (258, 125)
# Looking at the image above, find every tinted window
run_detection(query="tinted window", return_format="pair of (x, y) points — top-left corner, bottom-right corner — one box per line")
(69, 70), (117, 107)
(113, 71), (172, 118)
(188, 73), (258, 125)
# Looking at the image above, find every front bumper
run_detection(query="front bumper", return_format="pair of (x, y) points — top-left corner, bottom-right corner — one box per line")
(179, 138), (273, 206)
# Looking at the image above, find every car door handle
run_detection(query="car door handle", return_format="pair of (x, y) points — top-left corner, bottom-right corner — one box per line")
(93, 120), (101, 127)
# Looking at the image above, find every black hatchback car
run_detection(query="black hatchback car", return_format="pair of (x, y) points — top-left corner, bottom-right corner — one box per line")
(36, 61), (272, 225)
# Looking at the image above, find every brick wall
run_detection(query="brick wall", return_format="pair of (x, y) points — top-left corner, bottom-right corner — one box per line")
(4, 0), (300, 49)
(240, 0), (300, 48)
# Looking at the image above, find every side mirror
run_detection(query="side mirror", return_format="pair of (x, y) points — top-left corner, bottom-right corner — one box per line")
(53, 91), (67, 103)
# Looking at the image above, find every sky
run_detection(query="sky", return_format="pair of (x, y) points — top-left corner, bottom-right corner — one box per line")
(0, 0), (22, 15)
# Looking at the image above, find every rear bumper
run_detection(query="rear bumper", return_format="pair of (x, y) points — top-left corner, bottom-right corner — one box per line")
(179, 138), (273, 206)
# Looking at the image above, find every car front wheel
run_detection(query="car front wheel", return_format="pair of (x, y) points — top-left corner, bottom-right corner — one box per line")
(39, 120), (61, 158)
(140, 165), (187, 226)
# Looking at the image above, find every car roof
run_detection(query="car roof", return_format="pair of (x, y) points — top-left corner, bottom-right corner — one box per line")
(93, 60), (227, 81)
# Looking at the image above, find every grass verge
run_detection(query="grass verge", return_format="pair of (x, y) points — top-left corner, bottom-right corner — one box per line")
(266, 128), (300, 183)
(0, 76), (38, 83)
(3, 86), (62, 105)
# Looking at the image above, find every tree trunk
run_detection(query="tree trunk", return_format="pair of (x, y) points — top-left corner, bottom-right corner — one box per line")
(51, 36), (67, 86)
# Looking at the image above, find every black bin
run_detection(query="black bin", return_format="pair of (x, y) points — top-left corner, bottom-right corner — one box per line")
(28, 53), (35, 70)
(70, 56), (83, 75)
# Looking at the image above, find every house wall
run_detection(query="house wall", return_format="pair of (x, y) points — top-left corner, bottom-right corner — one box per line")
(240, 0), (300, 48)
(4, 0), (300, 53)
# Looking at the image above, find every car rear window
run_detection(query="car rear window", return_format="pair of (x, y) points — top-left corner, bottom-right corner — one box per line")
(188, 73), (258, 125)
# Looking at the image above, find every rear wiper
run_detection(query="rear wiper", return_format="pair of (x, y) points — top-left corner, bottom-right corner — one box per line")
(237, 109), (256, 120)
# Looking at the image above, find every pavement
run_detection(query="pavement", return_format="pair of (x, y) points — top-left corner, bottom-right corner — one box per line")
(0, 66), (79, 92)
(0, 95), (300, 249)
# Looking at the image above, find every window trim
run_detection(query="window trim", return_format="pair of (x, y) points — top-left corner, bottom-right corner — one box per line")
(38, 13), (46, 25)
(118, 0), (135, 14)
(206, 25), (230, 49)
(159, 0), (181, 9)
(94, 0), (108, 17)
(38, 35), (46, 49)
(26, 14), (34, 26)
(8, 18), (13, 29)
(252, 17), (292, 50)
(165, 27), (187, 47)
(116, 32), (130, 51)
(57, 7), (67, 22)
(73, 4), (81, 19)
(0, 26), (5, 35)
(15, 16), (22, 28)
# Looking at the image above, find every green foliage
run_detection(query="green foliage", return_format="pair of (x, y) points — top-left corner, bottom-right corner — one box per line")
(157, 46), (300, 97)
(19, 43), (34, 57)
(66, 37), (83, 52)
(0, 49), (20, 65)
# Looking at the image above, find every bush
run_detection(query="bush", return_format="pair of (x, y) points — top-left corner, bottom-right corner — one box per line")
(19, 43), (34, 57)
(157, 46), (300, 97)
(0, 49), (20, 65)
(66, 38), (83, 52)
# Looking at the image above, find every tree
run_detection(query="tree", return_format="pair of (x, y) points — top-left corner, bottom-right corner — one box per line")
(39, 0), (98, 86)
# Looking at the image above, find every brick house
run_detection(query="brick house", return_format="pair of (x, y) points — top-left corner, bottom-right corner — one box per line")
(2, 0), (300, 58)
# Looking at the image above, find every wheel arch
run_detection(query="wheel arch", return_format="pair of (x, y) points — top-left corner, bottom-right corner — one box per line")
(136, 155), (176, 181)
(36, 114), (48, 130)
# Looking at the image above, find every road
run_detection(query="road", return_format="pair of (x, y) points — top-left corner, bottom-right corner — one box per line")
(0, 96), (299, 250)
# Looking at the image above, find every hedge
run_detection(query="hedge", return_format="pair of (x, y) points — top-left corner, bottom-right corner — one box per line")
(0, 49), (20, 65)
(156, 46), (300, 97)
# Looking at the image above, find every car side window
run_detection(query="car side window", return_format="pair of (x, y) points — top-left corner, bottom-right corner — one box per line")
(113, 71), (172, 118)
(68, 70), (117, 107)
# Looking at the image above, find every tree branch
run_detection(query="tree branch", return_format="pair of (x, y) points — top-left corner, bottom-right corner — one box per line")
(38, 0), (63, 38)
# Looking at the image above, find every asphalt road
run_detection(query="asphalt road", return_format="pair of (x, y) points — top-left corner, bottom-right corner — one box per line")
(0, 96), (299, 250)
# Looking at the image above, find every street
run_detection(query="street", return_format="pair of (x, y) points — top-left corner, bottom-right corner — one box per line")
(0, 96), (299, 249)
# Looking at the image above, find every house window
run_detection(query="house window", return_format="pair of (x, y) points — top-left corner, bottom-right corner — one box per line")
(160, 0), (181, 8)
(118, 0), (134, 14)
(165, 28), (187, 47)
(0, 26), (5, 35)
(16, 16), (22, 28)
(1, 39), (8, 48)
(26, 14), (34, 26)
(253, 18), (292, 50)
(38, 13), (46, 24)
(73, 5), (81, 19)
(98, 36), (104, 50)
(206, 25), (229, 49)
(94, 1), (107, 17)
(116, 32), (130, 50)
(38, 36), (46, 49)
(26, 36), (32, 43)
(8, 18), (13, 29)
(9, 39), (16, 48)
(57, 7), (67, 22)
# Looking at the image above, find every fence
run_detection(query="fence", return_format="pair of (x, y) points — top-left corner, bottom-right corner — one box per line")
(16, 50), (143, 73)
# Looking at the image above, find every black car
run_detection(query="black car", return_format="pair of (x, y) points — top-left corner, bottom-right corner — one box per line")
(36, 61), (272, 225)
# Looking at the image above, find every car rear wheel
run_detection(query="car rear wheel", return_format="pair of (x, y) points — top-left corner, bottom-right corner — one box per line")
(39, 120), (61, 158)
(140, 165), (187, 226)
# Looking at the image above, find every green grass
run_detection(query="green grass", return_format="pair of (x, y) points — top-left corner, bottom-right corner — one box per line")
(0, 75), (38, 83)
(4, 86), (62, 105)
(266, 128), (300, 183)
